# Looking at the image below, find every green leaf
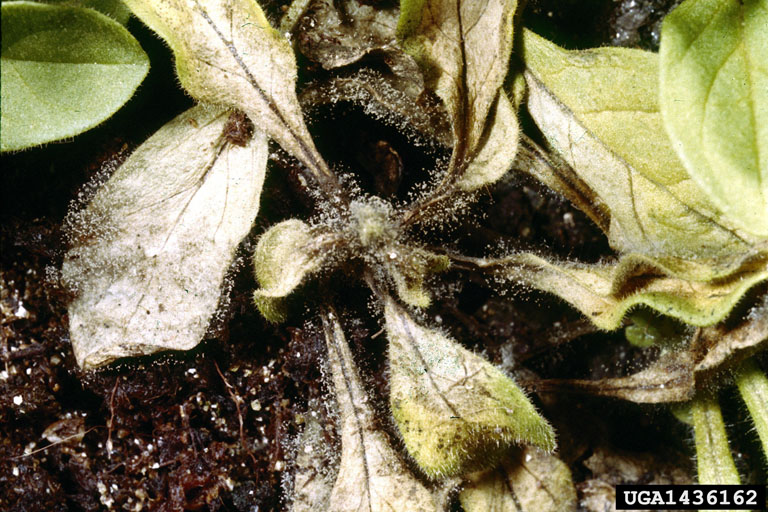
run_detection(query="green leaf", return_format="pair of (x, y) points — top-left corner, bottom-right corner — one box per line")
(252, 219), (334, 323)
(321, 311), (440, 512)
(624, 310), (687, 349)
(123, 0), (338, 192)
(0, 1), (148, 152)
(384, 296), (555, 479)
(691, 391), (741, 485)
(660, 0), (768, 236)
(459, 250), (768, 329)
(521, 29), (763, 265)
(61, 106), (267, 369)
(398, 0), (519, 190)
(44, 0), (132, 24)
(460, 448), (577, 512)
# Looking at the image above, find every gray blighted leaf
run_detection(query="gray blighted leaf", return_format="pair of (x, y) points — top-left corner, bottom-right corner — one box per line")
(252, 219), (335, 322)
(289, 400), (337, 512)
(580, 447), (692, 511)
(123, 0), (336, 189)
(535, 298), (768, 404)
(691, 296), (768, 377)
(536, 348), (696, 404)
(660, 0), (768, 236)
(384, 296), (555, 479)
(460, 447), (577, 512)
(522, 29), (761, 264)
(321, 311), (439, 512)
(62, 105), (267, 369)
(398, 0), (519, 188)
(579, 446), (692, 512)
(296, 0), (399, 69)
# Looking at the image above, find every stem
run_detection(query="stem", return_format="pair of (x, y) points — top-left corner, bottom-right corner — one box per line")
(734, 358), (768, 465)
(279, 0), (312, 34)
(691, 390), (740, 490)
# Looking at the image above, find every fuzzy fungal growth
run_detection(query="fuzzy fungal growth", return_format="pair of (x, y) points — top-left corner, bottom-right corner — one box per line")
(44, 0), (768, 507)
(349, 198), (397, 251)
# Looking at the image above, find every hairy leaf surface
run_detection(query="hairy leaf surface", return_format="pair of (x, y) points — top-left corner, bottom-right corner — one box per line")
(398, 0), (519, 189)
(660, 0), (768, 236)
(45, 0), (133, 24)
(1, 2), (148, 151)
(123, 0), (337, 189)
(460, 448), (577, 512)
(62, 105), (267, 368)
(465, 251), (768, 330)
(522, 29), (762, 263)
(322, 311), (439, 512)
(252, 219), (334, 322)
(385, 296), (555, 479)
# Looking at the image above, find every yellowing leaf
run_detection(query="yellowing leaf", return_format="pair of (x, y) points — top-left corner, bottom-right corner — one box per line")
(123, 0), (338, 190)
(384, 296), (555, 479)
(660, 0), (768, 236)
(62, 105), (267, 369)
(398, 0), (519, 189)
(1, 2), (148, 151)
(386, 247), (450, 308)
(322, 311), (439, 512)
(252, 219), (334, 322)
(465, 250), (768, 330)
(522, 29), (762, 263)
(460, 448), (577, 512)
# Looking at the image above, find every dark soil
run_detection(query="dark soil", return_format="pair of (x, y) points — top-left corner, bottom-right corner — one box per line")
(1, 1), (763, 511)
